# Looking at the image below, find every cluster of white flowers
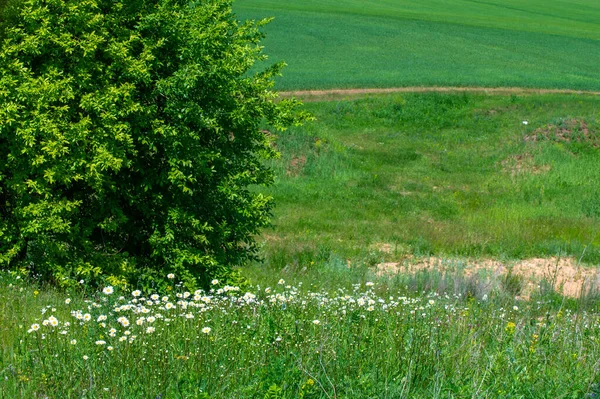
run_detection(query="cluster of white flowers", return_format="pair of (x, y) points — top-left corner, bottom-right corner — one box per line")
(23, 273), (599, 365)
(27, 280), (441, 351)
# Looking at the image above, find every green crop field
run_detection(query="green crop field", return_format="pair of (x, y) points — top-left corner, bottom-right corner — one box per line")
(234, 0), (600, 90)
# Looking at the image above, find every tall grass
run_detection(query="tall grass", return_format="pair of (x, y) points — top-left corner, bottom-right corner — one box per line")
(2, 269), (600, 398)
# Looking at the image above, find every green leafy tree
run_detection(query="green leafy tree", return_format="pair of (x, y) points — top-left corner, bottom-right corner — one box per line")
(0, 0), (21, 42)
(0, 0), (307, 290)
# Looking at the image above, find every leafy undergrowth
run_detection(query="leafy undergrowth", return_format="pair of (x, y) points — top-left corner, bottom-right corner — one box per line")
(1, 270), (599, 398)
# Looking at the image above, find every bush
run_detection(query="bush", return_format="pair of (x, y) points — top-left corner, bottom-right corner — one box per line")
(0, 0), (21, 43)
(0, 0), (308, 290)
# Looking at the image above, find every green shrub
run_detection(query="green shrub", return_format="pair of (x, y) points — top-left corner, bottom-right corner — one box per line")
(0, 0), (307, 290)
(0, 0), (21, 43)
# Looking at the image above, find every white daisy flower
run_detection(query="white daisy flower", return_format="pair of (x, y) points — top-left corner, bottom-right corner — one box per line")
(117, 317), (130, 327)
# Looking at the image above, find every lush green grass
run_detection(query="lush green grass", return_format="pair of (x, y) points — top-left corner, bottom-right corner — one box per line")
(234, 0), (600, 90)
(260, 92), (600, 267)
(2, 269), (600, 398)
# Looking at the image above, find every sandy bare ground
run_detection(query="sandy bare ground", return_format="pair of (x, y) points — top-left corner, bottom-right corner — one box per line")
(375, 256), (600, 298)
(280, 86), (600, 101)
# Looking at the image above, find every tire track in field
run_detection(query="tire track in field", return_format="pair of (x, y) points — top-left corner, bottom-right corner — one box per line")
(279, 86), (600, 101)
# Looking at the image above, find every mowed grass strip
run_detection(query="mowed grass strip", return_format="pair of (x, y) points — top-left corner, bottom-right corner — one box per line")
(234, 0), (600, 90)
(261, 92), (600, 267)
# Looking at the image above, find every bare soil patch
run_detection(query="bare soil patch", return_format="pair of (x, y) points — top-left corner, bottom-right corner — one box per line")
(280, 87), (600, 101)
(524, 118), (599, 147)
(286, 155), (307, 176)
(376, 256), (600, 298)
(500, 152), (551, 176)
(371, 242), (394, 254)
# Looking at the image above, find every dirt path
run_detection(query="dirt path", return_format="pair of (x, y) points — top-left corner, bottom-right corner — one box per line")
(280, 86), (600, 101)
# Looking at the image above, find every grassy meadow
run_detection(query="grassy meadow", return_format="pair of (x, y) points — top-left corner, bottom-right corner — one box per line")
(260, 92), (600, 269)
(3, 91), (600, 398)
(234, 0), (600, 90)
(2, 269), (600, 398)
(3, 0), (600, 397)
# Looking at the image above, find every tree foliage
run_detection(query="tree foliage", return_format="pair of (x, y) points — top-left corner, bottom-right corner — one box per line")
(0, 0), (307, 289)
(0, 0), (21, 42)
